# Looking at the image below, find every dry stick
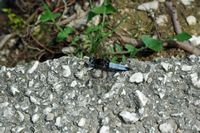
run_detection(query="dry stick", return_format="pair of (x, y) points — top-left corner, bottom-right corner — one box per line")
(165, 0), (200, 55)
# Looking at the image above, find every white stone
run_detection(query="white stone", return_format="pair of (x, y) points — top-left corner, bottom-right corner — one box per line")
(99, 126), (110, 133)
(30, 96), (40, 105)
(46, 113), (54, 121)
(159, 0), (165, 2)
(27, 61), (39, 74)
(156, 15), (168, 26)
(135, 90), (149, 106)
(55, 117), (62, 127)
(17, 111), (24, 122)
(43, 107), (52, 114)
(32, 114), (40, 123)
(10, 85), (20, 95)
(78, 118), (86, 127)
(180, 0), (195, 6)
(62, 65), (71, 77)
(119, 111), (140, 124)
(61, 46), (75, 54)
(189, 35), (200, 46)
(186, 15), (197, 25)
(129, 72), (143, 83)
(181, 65), (192, 71)
(190, 73), (200, 89)
(70, 80), (78, 87)
(138, 1), (159, 11)
(159, 120), (177, 133)
(161, 62), (171, 71)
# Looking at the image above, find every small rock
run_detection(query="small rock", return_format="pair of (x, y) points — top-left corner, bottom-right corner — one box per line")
(190, 73), (200, 89)
(78, 118), (86, 127)
(92, 70), (102, 78)
(46, 113), (54, 121)
(55, 117), (62, 127)
(156, 15), (168, 26)
(0, 127), (5, 133)
(181, 65), (192, 71)
(61, 46), (75, 54)
(62, 65), (71, 77)
(10, 85), (20, 95)
(31, 114), (40, 123)
(27, 61), (39, 74)
(129, 72), (143, 83)
(30, 96), (40, 105)
(119, 111), (140, 124)
(70, 80), (78, 87)
(17, 111), (25, 122)
(138, 1), (159, 11)
(186, 15), (197, 25)
(180, 0), (194, 6)
(135, 90), (149, 106)
(161, 62), (171, 71)
(99, 126), (110, 133)
(189, 35), (200, 46)
(159, 120), (177, 133)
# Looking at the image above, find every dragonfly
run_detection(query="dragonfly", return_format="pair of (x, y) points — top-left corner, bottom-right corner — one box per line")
(85, 58), (131, 71)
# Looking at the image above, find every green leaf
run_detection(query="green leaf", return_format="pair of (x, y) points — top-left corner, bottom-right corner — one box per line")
(87, 4), (117, 21)
(92, 4), (117, 14)
(141, 35), (163, 52)
(40, 4), (61, 23)
(172, 32), (192, 42)
(111, 56), (118, 63)
(56, 27), (74, 42)
(122, 55), (126, 63)
(125, 44), (138, 56)
(115, 43), (123, 52)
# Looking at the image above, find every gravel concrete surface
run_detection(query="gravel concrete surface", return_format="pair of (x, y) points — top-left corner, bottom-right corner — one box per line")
(0, 56), (200, 133)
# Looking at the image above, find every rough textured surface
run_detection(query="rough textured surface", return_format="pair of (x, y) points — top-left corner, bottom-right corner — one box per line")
(0, 56), (200, 132)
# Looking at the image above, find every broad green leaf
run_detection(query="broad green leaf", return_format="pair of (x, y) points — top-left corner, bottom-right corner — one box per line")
(125, 44), (138, 56)
(87, 4), (117, 21)
(141, 35), (163, 52)
(172, 32), (192, 42)
(115, 43), (123, 52)
(56, 27), (74, 42)
(40, 4), (60, 23)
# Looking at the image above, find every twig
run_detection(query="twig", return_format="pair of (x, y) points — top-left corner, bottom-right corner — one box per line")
(165, 0), (182, 34)
(0, 34), (15, 49)
(30, 35), (54, 54)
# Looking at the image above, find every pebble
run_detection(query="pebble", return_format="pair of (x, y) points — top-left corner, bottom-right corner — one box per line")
(55, 117), (62, 127)
(61, 46), (75, 54)
(92, 69), (102, 78)
(31, 114), (40, 123)
(99, 126), (110, 133)
(181, 65), (192, 71)
(27, 61), (39, 74)
(78, 118), (86, 127)
(190, 73), (200, 89)
(30, 96), (40, 105)
(62, 65), (71, 77)
(156, 15), (168, 26)
(180, 0), (195, 6)
(135, 90), (149, 106)
(159, 120), (177, 133)
(17, 111), (24, 122)
(10, 85), (20, 95)
(189, 35), (200, 46)
(138, 1), (159, 11)
(46, 113), (54, 121)
(129, 72), (143, 83)
(119, 111), (140, 124)
(70, 80), (78, 87)
(186, 15), (197, 25)
(161, 62), (171, 72)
